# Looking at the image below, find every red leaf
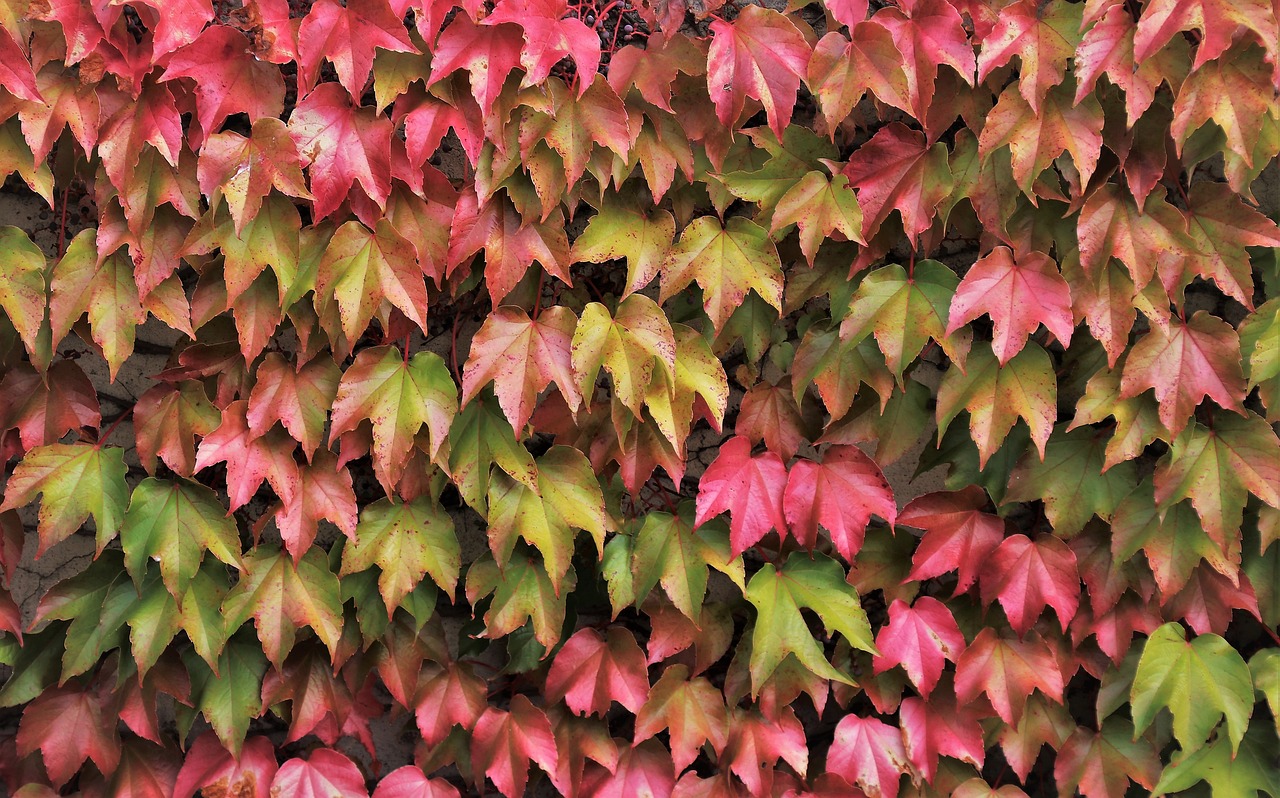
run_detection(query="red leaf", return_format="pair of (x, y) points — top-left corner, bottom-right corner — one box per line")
(196, 118), (312, 236)
(545, 627), (650, 716)
(414, 663), (488, 748)
(634, 665), (729, 773)
(298, 0), (415, 98)
(783, 444), (896, 560)
(872, 0), (975, 122)
(486, 0), (601, 89)
(471, 695), (559, 798)
(707, 6), (811, 137)
(372, 767), (460, 798)
(695, 435), (789, 558)
(901, 487), (1007, 593)
(842, 122), (953, 242)
(954, 628), (1064, 724)
(270, 749), (368, 798)
(162, 26), (285, 144)
(721, 706), (809, 796)
(17, 684), (120, 788)
(274, 450), (358, 559)
(827, 715), (910, 798)
(975, 0), (1081, 114)
(979, 533), (1080, 636)
(195, 400), (300, 511)
(427, 17), (525, 115)
(946, 246), (1074, 365)
(288, 83), (394, 220)
(587, 740), (676, 798)
(17, 64), (100, 162)
(174, 733), (278, 798)
(446, 190), (571, 306)
(0, 27), (42, 103)
(736, 380), (814, 461)
(899, 692), (986, 783)
(0, 361), (100, 453)
(872, 597), (966, 698)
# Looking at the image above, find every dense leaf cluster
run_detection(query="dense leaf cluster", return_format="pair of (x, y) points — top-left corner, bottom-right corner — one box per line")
(0, 0), (1276, 795)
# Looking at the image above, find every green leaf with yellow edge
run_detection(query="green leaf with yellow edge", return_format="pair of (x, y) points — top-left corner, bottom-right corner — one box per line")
(769, 171), (864, 265)
(340, 496), (459, 614)
(121, 478), (243, 597)
(0, 226), (47, 360)
(329, 346), (457, 493)
(222, 547), (343, 669)
(487, 446), (607, 592)
(1240, 297), (1280, 421)
(632, 503), (743, 625)
(466, 551), (575, 649)
(571, 294), (676, 419)
(182, 194), (301, 304)
(745, 551), (876, 695)
(1152, 722), (1280, 798)
(184, 630), (267, 758)
(1004, 425), (1137, 538)
(179, 560), (230, 669)
(571, 196), (675, 298)
(645, 325), (729, 452)
(0, 119), (54, 204)
(447, 395), (538, 514)
(661, 216), (784, 334)
(1112, 479), (1239, 596)
(1153, 412), (1280, 557)
(840, 261), (970, 382)
(0, 442), (128, 556)
(48, 230), (145, 380)
(936, 341), (1057, 469)
(1131, 622), (1254, 755)
(315, 218), (429, 343)
(719, 125), (836, 213)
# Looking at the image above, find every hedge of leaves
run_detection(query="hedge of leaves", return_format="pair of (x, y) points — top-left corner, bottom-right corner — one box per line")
(0, 0), (1277, 795)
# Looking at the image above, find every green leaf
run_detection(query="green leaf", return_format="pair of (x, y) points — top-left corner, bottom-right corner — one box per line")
(31, 552), (133, 682)
(745, 551), (876, 694)
(48, 230), (145, 380)
(179, 561), (231, 669)
(1152, 722), (1280, 797)
(1004, 425), (1137, 538)
(447, 395), (538, 514)
(487, 446), (607, 592)
(222, 547), (343, 668)
(1131, 622), (1254, 755)
(769, 171), (864, 265)
(341, 496), (460, 613)
(571, 294), (677, 420)
(185, 630), (268, 758)
(632, 503), (743, 624)
(121, 478), (243, 597)
(661, 215), (784, 333)
(1251, 649), (1280, 738)
(571, 197), (675, 297)
(466, 551), (574, 649)
(0, 443), (129, 556)
(0, 226), (47, 360)
(0, 623), (65, 708)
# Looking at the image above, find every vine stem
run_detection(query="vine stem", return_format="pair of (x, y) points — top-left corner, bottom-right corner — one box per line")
(96, 407), (134, 449)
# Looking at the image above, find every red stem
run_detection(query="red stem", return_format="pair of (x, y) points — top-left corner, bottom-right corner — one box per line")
(96, 407), (134, 449)
(55, 183), (70, 258)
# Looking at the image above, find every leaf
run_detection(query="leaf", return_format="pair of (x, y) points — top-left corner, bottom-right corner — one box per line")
(735, 380), (814, 461)
(634, 665), (729, 773)
(471, 695), (559, 798)
(162, 26), (285, 142)
(1053, 718), (1161, 798)
(270, 749), (369, 798)
(1176, 182), (1280, 310)
(1131, 622), (1254, 754)
(0, 442), (128, 556)
(121, 478), (242, 598)
(899, 693), (986, 783)
(447, 395), (538, 513)
(247, 353), (341, 460)
(954, 628), (1064, 724)
(545, 626), (650, 715)
(195, 401), (300, 511)
(48, 230), (146, 380)
(196, 118), (311, 236)
(1134, 0), (1279, 70)
(1152, 722), (1280, 798)
(572, 196), (675, 297)
(720, 706), (809, 794)
(841, 123), (953, 243)
(978, 533), (1079, 636)
(695, 435), (789, 558)
(296, 0), (414, 98)
(446, 190), (571, 305)
(706, 6), (810, 136)
(183, 195), (302, 305)
(0, 226), (47, 359)
(1004, 425), (1138, 539)
(0, 361), (99, 452)
(463, 305), (580, 434)
(745, 552), (875, 693)
(946, 246), (1073, 364)
(872, 597), (966, 698)
(465, 553), (574, 648)
(975, 0), (1081, 114)
(873, 0), (976, 121)
(132, 382), (221, 478)
(936, 342), (1057, 468)
(288, 83), (393, 220)
(827, 715), (910, 798)
(275, 451), (358, 560)
(770, 171), (864, 265)
(631, 504), (743, 624)
(222, 547), (343, 668)
(329, 346), (456, 493)
(341, 496), (459, 614)
(428, 17), (525, 115)
(519, 76), (634, 187)
(901, 487), (1007, 593)
(1241, 298), (1280, 421)
(1112, 480), (1234, 596)
(978, 82), (1103, 196)
(807, 25), (911, 131)
(663, 215), (784, 334)
(16, 683), (119, 788)
(1153, 412), (1280, 548)
(487, 446), (607, 591)
(587, 739), (676, 798)
(173, 733), (278, 798)
(372, 767), (461, 798)
(783, 444), (896, 560)
(414, 663), (488, 748)
(316, 219), (430, 343)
